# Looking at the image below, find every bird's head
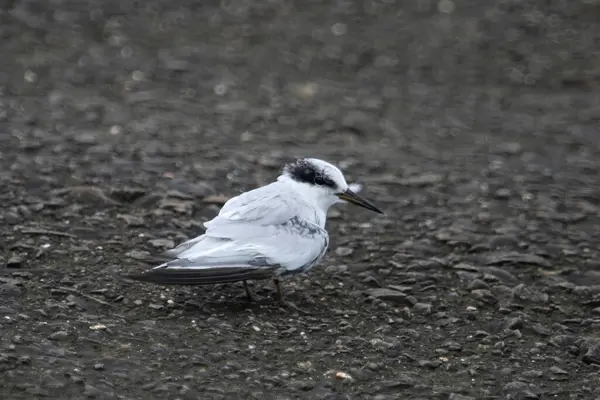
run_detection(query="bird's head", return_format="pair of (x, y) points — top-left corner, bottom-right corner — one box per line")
(279, 158), (383, 214)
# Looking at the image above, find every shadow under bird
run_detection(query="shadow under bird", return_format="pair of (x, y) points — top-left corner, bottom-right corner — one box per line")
(126, 158), (383, 304)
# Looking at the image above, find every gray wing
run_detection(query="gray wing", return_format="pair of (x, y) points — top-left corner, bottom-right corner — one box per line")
(204, 182), (301, 235)
(127, 183), (328, 285)
(160, 182), (298, 258)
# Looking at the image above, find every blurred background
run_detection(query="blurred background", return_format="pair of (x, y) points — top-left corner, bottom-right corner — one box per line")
(2, 0), (598, 188)
(2, 1), (600, 399)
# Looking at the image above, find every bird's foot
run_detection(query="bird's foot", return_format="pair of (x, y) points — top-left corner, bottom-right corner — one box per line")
(278, 300), (311, 315)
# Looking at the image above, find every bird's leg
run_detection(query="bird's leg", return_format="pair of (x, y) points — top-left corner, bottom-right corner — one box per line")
(273, 278), (284, 304)
(243, 280), (255, 302)
(274, 278), (310, 315)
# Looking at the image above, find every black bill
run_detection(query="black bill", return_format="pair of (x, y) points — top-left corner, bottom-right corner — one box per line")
(336, 189), (384, 214)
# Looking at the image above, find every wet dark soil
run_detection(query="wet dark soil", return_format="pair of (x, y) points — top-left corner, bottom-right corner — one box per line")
(2, 1), (600, 399)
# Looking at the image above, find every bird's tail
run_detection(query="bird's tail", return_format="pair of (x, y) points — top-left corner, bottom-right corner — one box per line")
(125, 264), (276, 285)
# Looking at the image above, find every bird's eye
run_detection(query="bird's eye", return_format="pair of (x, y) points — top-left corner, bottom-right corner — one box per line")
(314, 175), (335, 188)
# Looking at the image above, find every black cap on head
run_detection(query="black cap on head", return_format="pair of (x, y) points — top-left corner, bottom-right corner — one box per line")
(283, 159), (337, 189)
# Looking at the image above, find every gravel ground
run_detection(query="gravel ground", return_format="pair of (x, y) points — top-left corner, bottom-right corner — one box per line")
(2, 1), (600, 399)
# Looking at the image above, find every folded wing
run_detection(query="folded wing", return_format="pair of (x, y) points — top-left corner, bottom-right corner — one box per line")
(127, 183), (328, 285)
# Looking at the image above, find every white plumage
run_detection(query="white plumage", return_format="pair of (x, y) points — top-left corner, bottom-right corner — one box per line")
(127, 158), (382, 302)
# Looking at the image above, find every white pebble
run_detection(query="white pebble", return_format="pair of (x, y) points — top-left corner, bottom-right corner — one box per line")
(24, 70), (37, 83)
(331, 23), (347, 36)
(214, 83), (227, 96)
(438, 0), (455, 13)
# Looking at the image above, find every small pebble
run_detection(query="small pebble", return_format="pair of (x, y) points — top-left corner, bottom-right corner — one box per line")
(49, 331), (69, 341)
(335, 247), (354, 257)
(7, 255), (24, 268)
(148, 238), (175, 249)
(549, 366), (568, 375)
(335, 371), (353, 381)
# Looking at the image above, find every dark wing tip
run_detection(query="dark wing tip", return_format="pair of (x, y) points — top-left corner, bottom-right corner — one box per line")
(123, 271), (162, 284)
(124, 265), (276, 286)
(122, 268), (200, 285)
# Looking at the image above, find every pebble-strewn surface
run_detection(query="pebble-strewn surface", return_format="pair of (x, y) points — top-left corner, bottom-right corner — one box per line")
(2, 0), (600, 399)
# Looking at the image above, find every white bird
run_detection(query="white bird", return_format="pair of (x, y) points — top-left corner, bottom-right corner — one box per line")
(127, 158), (383, 303)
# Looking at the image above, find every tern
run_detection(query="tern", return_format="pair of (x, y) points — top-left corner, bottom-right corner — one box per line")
(127, 158), (383, 304)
